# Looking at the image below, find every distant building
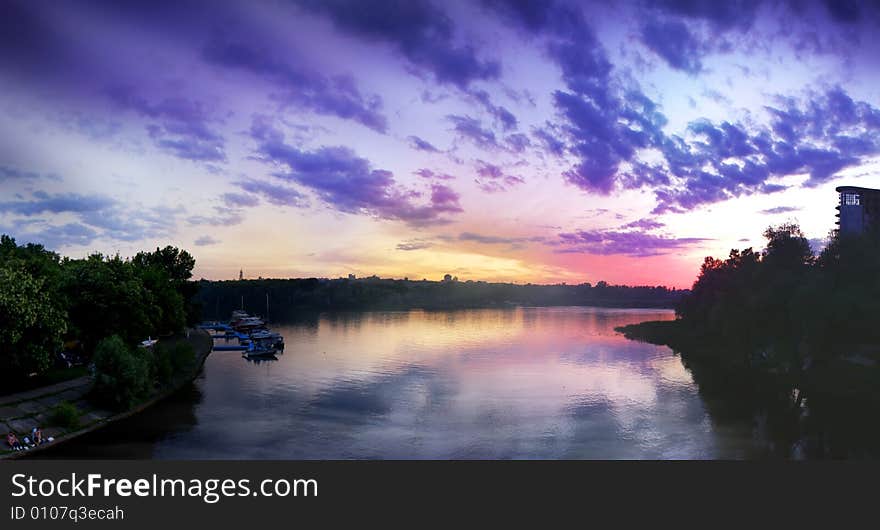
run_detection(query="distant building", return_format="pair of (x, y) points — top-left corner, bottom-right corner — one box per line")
(348, 273), (356, 280)
(836, 186), (880, 235)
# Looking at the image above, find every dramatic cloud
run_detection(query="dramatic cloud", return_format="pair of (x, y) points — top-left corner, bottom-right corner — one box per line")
(485, 1), (670, 195)
(107, 85), (227, 162)
(645, 0), (761, 31)
(555, 229), (708, 257)
(250, 119), (462, 225)
(298, 0), (500, 88)
(648, 87), (880, 213)
(640, 18), (705, 74)
(203, 38), (387, 133)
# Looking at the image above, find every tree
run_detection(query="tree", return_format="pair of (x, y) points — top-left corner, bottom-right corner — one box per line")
(0, 263), (68, 382)
(62, 254), (155, 350)
(91, 335), (151, 411)
(133, 246), (200, 326)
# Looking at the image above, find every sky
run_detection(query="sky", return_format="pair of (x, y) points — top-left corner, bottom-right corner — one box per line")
(1, 0), (879, 288)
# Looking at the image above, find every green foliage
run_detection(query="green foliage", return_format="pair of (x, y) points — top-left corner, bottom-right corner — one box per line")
(0, 236), (201, 388)
(133, 246), (200, 326)
(62, 254), (156, 350)
(49, 401), (81, 429)
(171, 342), (195, 372)
(0, 260), (68, 382)
(91, 336), (152, 411)
(676, 223), (880, 367)
(150, 341), (195, 386)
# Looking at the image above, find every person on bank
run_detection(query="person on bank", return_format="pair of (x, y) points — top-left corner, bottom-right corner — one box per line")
(31, 426), (43, 445)
(6, 432), (22, 450)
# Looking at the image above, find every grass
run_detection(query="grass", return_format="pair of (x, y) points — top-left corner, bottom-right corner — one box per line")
(49, 401), (81, 430)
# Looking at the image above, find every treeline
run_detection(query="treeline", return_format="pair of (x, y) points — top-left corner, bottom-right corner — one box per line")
(0, 235), (200, 388)
(196, 277), (687, 320)
(675, 223), (880, 370)
(617, 223), (880, 457)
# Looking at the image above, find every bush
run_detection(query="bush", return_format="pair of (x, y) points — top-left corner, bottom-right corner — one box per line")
(150, 341), (195, 386)
(171, 342), (195, 373)
(91, 336), (151, 411)
(49, 401), (80, 429)
(151, 343), (174, 385)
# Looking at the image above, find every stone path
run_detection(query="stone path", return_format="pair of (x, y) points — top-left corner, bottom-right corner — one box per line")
(0, 375), (104, 453)
(1, 329), (213, 458)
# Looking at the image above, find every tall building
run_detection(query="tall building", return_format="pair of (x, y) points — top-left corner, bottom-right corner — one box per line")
(836, 186), (880, 235)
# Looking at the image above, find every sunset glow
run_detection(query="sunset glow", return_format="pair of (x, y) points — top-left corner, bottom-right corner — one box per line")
(2, 0), (880, 288)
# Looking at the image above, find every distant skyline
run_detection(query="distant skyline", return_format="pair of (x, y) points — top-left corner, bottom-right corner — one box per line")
(2, 0), (880, 288)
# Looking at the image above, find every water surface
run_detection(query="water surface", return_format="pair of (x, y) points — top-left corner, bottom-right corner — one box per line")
(52, 307), (763, 459)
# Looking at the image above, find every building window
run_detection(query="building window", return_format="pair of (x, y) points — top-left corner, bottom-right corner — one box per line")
(842, 193), (860, 206)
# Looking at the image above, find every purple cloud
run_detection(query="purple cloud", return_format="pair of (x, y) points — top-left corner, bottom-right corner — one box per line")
(235, 178), (309, 208)
(505, 133), (531, 153)
(415, 169), (455, 180)
(0, 187), (183, 243)
(250, 119), (462, 225)
(531, 125), (566, 156)
(298, 0), (500, 88)
(650, 87), (880, 212)
(640, 18), (705, 74)
(408, 136), (441, 152)
(556, 229), (709, 257)
(0, 192), (115, 215)
(646, 0), (760, 31)
(222, 192), (260, 208)
(448, 115), (500, 150)
(469, 88), (518, 131)
(474, 160), (525, 193)
(620, 218), (665, 230)
(203, 38), (387, 133)
(108, 85), (226, 162)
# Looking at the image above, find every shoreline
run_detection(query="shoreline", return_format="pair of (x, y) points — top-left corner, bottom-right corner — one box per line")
(1, 329), (213, 460)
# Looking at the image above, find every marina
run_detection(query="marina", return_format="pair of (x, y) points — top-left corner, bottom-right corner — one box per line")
(199, 308), (285, 360)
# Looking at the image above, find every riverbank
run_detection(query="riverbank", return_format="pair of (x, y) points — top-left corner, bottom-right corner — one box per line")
(0, 328), (212, 459)
(619, 319), (880, 408)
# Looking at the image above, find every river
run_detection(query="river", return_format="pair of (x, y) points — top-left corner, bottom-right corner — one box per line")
(48, 307), (770, 459)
